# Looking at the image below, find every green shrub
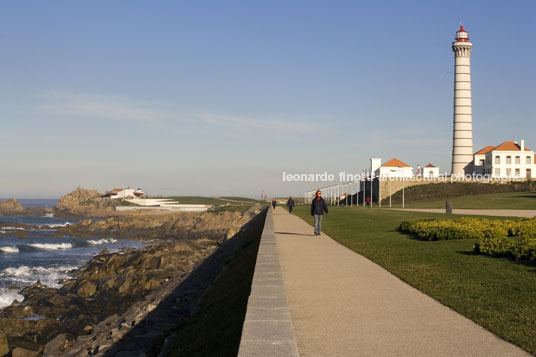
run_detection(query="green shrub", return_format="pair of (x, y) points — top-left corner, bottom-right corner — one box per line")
(383, 181), (535, 205)
(398, 217), (536, 264)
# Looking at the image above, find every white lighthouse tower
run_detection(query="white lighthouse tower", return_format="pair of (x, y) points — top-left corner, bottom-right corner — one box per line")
(451, 25), (473, 176)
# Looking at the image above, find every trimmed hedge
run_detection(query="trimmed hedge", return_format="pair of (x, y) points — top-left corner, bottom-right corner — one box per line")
(397, 217), (536, 264)
(397, 217), (517, 241)
(383, 181), (535, 205)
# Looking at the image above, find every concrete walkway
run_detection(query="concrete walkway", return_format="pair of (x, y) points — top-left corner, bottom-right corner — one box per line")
(273, 207), (530, 356)
(390, 208), (536, 218)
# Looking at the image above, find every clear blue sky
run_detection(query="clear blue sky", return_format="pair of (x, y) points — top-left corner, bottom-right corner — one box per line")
(1, 1), (535, 198)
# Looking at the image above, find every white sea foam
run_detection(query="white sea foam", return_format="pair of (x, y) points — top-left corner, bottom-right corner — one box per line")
(0, 227), (26, 231)
(0, 246), (19, 254)
(0, 288), (24, 309)
(39, 222), (71, 228)
(43, 213), (55, 218)
(1, 265), (78, 289)
(88, 238), (118, 245)
(27, 243), (73, 250)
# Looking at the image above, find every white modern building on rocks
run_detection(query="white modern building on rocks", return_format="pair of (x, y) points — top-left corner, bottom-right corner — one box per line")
(473, 140), (535, 179)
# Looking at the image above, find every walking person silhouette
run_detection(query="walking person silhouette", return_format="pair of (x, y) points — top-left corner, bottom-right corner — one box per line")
(311, 190), (328, 236)
(286, 196), (295, 214)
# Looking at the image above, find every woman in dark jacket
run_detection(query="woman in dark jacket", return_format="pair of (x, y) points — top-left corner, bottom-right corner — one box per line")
(271, 199), (277, 210)
(286, 197), (295, 214)
(311, 190), (328, 235)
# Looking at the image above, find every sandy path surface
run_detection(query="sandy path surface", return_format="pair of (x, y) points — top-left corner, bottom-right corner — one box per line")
(273, 207), (529, 356)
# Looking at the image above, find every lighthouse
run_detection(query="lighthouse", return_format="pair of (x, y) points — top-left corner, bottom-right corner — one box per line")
(451, 25), (473, 176)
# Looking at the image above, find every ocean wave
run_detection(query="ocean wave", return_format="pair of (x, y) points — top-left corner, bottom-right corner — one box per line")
(43, 213), (55, 218)
(0, 226), (27, 231)
(0, 265), (78, 289)
(0, 246), (20, 254)
(88, 238), (118, 245)
(0, 288), (24, 309)
(25, 243), (73, 251)
(39, 222), (71, 228)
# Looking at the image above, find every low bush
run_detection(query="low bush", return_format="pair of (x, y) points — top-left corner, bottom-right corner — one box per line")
(396, 217), (515, 241)
(475, 236), (536, 264)
(398, 217), (536, 263)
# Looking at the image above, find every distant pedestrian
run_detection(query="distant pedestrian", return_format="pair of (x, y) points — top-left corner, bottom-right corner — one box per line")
(311, 190), (328, 236)
(286, 197), (295, 214)
(365, 196), (371, 208)
(271, 199), (277, 210)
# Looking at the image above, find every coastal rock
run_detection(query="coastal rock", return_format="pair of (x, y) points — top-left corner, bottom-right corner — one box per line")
(0, 206), (263, 354)
(0, 198), (24, 215)
(76, 281), (97, 298)
(0, 331), (8, 356)
(55, 187), (101, 211)
(11, 347), (40, 357)
(42, 333), (72, 356)
(54, 187), (116, 218)
(55, 209), (249, 242)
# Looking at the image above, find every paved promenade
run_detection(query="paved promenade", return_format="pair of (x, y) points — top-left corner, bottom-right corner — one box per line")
(273, 207), (529, 356)
(390, 208), (536, 218)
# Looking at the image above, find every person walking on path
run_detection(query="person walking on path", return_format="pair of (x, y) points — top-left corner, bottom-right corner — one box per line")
(286, 196), (295, 214)
(311, 190), (328, 235)
(271, 199), (277, 210)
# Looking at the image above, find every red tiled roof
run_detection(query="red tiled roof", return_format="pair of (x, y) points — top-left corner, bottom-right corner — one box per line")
(381, 158), (410, 168)
(474, 145), (495, 155)
(493, 141), (531, 152)
(425, 163), (436, 168)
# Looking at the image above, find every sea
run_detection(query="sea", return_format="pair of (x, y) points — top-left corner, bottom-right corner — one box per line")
(0, 199), (145, 309)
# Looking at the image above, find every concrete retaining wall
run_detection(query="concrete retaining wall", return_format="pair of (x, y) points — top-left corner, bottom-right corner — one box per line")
(238, 209), (299, 356)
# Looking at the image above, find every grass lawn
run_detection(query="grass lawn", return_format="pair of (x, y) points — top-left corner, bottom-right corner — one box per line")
(293, 205), (536, 355)
(387, 191), (536, 209)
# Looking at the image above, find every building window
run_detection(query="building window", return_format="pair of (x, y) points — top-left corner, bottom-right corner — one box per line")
(506, 168), (512, 176)
(495, 156), (500, 164)
(515, 156), (520, 164)
(527, 169), (532, 179)
(479, 159), (484, 166)
(515, 168), (520, 177)
(506, 156), (512, 164)
(495, 168), (500, 176)
(527, 156), (532, 164)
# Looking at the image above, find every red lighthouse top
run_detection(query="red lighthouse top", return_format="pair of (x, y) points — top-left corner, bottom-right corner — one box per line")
(455, 25), (469, 42)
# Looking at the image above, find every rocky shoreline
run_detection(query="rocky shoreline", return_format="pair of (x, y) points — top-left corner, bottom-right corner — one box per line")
(0, 189), (265, 356)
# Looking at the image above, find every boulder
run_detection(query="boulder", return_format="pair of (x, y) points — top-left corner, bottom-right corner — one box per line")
(0, 331), (8, 356)
(0, 198), (24, 215)
(11, 347), (40, 357)
(77, 281), (97, 298)
(55, 187), (101, 211)
(42, 333), (71, 356)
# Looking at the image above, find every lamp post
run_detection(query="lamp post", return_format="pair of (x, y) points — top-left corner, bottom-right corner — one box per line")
(370, 170), (373, 208)
(402, 177), (405, 208)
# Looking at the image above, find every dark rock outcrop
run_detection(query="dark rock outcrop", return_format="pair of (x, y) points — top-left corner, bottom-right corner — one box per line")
(0, 240), (221, 353)
(0, 205), (263, 355)
(54, 187), (115, 218)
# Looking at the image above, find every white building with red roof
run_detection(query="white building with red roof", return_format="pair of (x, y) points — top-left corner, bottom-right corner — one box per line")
(474, 140), (535, 179)
(423, 164), (440, 179)
(371, 158), (414, 178)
